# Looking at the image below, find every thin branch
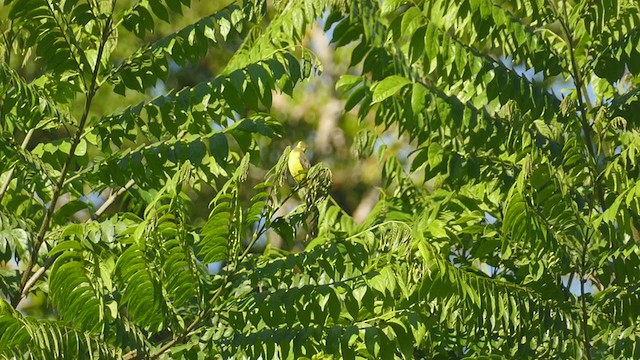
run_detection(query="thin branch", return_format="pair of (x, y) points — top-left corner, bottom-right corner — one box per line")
(0, 129), (35, 202)
(44, 0), (89, 90)
(566, 271), (575, 295)
(21, 130), (186, 302)
(92, 179), (135, 220)
(127, 180), (305, 358)
(11, 1), (116, 307)
(18, 178), (135, 301)
(122, 285), (225, 360)
(580, 230), (593, 360)
(19, 255), (55, 300)
(558, 1), (605, 210)
(64, 132), (199, 187)
(239, 190), (295, 260)
(556, 3), (596, 358)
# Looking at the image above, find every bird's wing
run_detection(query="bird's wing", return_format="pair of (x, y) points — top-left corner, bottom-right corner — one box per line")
(299, 152), (311, 170)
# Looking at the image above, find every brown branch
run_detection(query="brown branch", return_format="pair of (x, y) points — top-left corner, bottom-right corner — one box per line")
(546, 3), (597, 358)
(11, 2), (116, 307)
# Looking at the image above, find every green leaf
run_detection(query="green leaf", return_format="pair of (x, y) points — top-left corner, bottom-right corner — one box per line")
(271, 218), (295, 247)
(427, 142), (443, 168)
(345, 85), (367, 111)
(411, 82), (427, 114)
(372, 75), (412, 104)
(149, 0), (170, 22)
(336, 75), (362, 93)
(533, 120), (553, 140)
(53, 200), (89, 224)
(48, 240), (83, 257)
(380, 0), (404, 16)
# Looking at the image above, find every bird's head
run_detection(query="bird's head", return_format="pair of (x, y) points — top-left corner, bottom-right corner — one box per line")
(295, 141), (308, 152)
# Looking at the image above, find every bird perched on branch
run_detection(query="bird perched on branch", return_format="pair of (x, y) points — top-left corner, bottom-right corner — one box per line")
(288, 141), (311, 184)
(285, 141), (334, 241)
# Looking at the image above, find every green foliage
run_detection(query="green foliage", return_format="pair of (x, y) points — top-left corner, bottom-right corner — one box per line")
(1, 0), (639, 358)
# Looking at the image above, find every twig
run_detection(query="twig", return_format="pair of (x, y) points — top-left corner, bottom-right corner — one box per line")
(566, 271), (575, 295)
(0, 129), (34, 202)
(92, 179), (135, 220)
(239, 190), (294, 260)
(579, 230), (593, 360)
(11, 2), (116, 307)
(17, 179), (135, 301)
(556, 3), (599, 357)
(557, 1), (605, 210)
(122, 285), (225, 360)
(128, 177), (304, 358)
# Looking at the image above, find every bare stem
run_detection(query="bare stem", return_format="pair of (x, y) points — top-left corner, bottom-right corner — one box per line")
(240, 192), (288, 259)
(92, 179), (135, 220)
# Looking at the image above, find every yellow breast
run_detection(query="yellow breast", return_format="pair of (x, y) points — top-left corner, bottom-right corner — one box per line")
(288, 149), (307, 183)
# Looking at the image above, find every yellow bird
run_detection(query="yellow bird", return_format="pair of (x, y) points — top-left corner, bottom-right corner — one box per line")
(288, 141), (311, 184)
